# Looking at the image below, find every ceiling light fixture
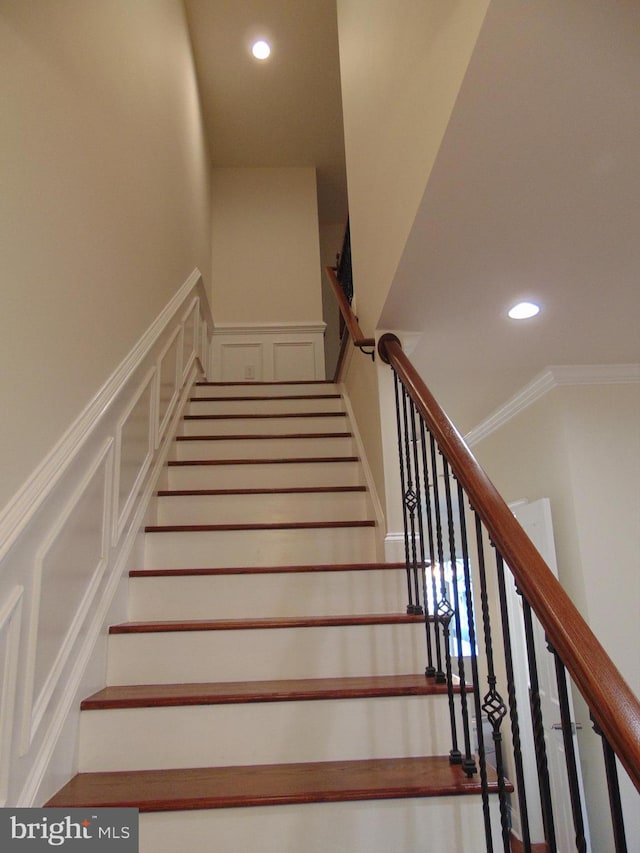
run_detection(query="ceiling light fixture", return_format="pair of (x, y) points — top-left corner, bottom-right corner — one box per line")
(251, 40), (271, 60)
(508, 301), (541, 320)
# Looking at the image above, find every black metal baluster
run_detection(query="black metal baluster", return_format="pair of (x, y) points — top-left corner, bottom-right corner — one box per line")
(456, 484), (480, 783)
(391, 372), (416, 612)
(441, 462), (475, 775)
(407, 399), (434, 670)
(429, 434), (459, 761)
(591, 716), (628, 853)
(419, 418), (442, 680)
(401, 391), (423, 614)
(519, 603), (557, 852)
(475, 514), (509, 851)
(495, 553), (533, 851)
(552, 652), (587, 852)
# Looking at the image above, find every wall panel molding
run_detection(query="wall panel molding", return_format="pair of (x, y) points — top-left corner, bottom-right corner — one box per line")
(0, 269), (214, 806)
(0, 586), (23, 807)
(210, 321), (326, 381)
(21, 441), (113, 752)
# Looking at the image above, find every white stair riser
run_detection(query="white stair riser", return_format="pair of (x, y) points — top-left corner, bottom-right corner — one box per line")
(167, 460), (365, 490)
(174, 435), (356, 461)
(181, 414), (349, 437)
(128, 569), (406, 620)
(187, 396), (344, 416)
(107, 623), (427, 684)
(191, 383), (339, 399)
(143, 526), (377, 569)
(78, 694), (451, 771)
(154, 490), (371, 526)
(139, 797), (502, 853)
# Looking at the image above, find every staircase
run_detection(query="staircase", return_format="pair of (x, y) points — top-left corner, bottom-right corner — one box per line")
(46, 380), (503, 851)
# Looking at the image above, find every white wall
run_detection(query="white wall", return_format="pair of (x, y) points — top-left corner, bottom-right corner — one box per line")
(473, 381), (640, 850)
(0, 0), (212, 513)
(210, 167), (323, 324)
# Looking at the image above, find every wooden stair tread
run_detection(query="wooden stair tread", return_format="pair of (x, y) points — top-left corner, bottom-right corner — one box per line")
(130, 561), (406, 577)
(184, 412), (347, 420)
(81, 674), (454, 710)
(144, 520), (375, 533)
(191, 394), (341, 402)
(195, 381), (333, 387)
(168, 456), (359, 466)
(176, 432), (352, 441)
(45, 755), (506, 812)
(156, 485), (367, 497)
(110, 613), (426, 634)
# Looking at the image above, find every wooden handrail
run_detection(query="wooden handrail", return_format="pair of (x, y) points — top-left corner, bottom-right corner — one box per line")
(325, 266), (375, 351)
(378, 332), (640, 793)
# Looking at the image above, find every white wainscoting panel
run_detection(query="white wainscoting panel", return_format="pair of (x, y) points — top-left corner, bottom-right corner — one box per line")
(0, 268), (213, 807)
(113, 369), (155, 543)
(0, 586), (23, 806)
(181, 297), (199, 385)
(157, 327), (182, 444)
(22, 441), (114, 752)
(273, 341), (316, 380)
(210, 322), (326, 382)
(220, 342), (263, 382)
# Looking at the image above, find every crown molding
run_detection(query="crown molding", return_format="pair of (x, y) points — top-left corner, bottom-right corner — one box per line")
(465, 364), (640, 447)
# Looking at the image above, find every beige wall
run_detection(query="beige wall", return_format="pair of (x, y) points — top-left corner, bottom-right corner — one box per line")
(336, 0), (489, 334)
(319, 221), (345, 380)
(474, 382), (640, 849)
(335, 0), (489, 521)
(0, 0), (211, 512)
(210, 167), (323, 324)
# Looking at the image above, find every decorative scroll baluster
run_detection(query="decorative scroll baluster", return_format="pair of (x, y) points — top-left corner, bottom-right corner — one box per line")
(419, 418), (442, 680)
(429, 433), (459, 762)
(474, 514), (509, 851)
(392, 373), (418, 613)
(552, 651), (588, 852)
(495, 552), (533, 850)
(407, 398), (434, 672)
(520, 602), (557, 851)
(400, 386), (423, 614)
(441, 462), (475, 775)
(591, 716), (629, 853)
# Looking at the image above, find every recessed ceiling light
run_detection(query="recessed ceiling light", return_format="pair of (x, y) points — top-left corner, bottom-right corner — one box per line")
(251, 40), (271, 60)
(508, 301), (541, 320)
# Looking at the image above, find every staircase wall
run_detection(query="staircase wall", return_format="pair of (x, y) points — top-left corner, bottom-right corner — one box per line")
(0, 271), (213, 808)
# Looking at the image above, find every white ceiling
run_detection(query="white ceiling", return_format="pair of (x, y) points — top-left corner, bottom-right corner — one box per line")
(183, 1), (638, 433)
(380, 1), (640, 431)
(184, 0), (347, 225)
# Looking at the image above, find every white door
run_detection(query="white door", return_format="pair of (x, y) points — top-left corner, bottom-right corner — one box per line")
(507, 498), (591, 852)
